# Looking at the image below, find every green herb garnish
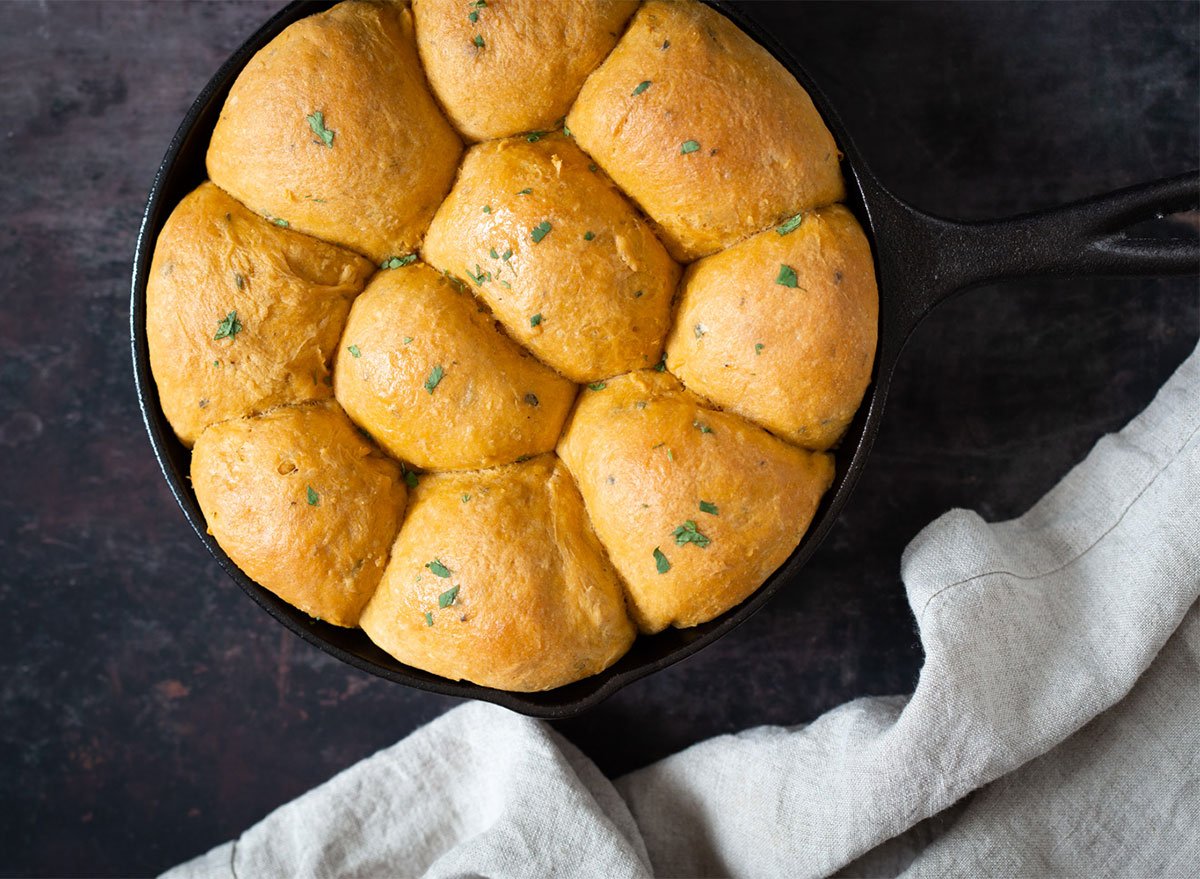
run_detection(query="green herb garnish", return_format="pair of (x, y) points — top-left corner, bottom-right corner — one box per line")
(382, 254), (417, 269)
(777, 212), (804, 235)
(530, 313), (542, 327)
(424, 365), (445, 394)
(306, 111), (334, 148)
(438, 585), (460, 607)
(530, 221), (551, 243)
(755, 343), (764, 355)
(632, 80), (651, 96)
(404, 470), (418, 489)
(693, 421), (713, 434)
(653, 353), (667, 372)
(482, 205), (492, 213)
(588, 382), (607, 391)
(426, 559), (452, 578)
(526, 131), (547, 142)
(699, 500), (719, 515)
(473, 34), (484, 47)
(583, 231), (595, 241)
(273, 217), (288, 227)
(775, 264), (799, 287)
(654, 547), (670, 574)
(306, 486), (319, 506)
(424, 612), (434, 627)
(234, 274), (244, 290)
(680, 140), (700, 154)
(214, 310), (242, 340)
(672, 520), (710, 547)
(517, 188), (532, 195)
(348, 345), (361, 358)
(462, 493), (471, 503)
(588, 163), (598, 172)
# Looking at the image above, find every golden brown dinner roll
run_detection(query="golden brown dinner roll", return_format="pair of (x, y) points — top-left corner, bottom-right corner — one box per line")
(422, 133), (679, 383)
(666, 205), (878, 451)
(146, 182), (374, 447)
(191, 402), (407, 627)
(567, 0), (844, 262)
(359, 455), (636, 691)
(411, 0), (638, 142)
(557, 370), (834, 633)
(207, 0), (462, 262)
(333, 261), (577, 470)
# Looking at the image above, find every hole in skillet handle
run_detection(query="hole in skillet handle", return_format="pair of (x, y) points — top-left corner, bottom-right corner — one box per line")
(129, 0), (886, 719)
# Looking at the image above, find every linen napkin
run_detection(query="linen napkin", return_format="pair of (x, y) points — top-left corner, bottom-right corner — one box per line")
(164, 342), (1200, 879)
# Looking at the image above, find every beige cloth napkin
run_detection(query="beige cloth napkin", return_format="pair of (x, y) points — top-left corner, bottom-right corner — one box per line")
(164, 343), (1200, 879)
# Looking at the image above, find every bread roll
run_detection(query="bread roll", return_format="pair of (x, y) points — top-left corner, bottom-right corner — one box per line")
(207, 0), (461, 262)
(666, 205), (878, 450)
(360, 454), (636, 691)
(422, 133), (679, 382)
(557, 370), (834, 633)
(147, 182), (374, 447)
(567, 0), (844, 262)
(333, 261), (577, 470)
(191, 402), (407, 627)
(412, 0), (637, 142)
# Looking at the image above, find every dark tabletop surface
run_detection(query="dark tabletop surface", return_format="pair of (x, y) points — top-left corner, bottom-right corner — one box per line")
(2, 1), (1197, 876)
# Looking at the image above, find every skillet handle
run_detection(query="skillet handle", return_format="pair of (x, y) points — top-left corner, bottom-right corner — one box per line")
(861, 170), (1200, 337)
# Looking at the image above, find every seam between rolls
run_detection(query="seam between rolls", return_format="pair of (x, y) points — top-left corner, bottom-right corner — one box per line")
(917, 418), (1200, 623)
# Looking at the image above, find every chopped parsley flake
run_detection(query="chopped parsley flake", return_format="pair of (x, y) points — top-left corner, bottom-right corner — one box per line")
(482, 205), (492, 213)
(681, 140), (700, 154)
(588, 382), (607, 391)
(473, 34), (484, 47)
(661, 39), (670, 50)
(632, 80), (651, 96)
(404, 470), (418, 489)
(755, 343), (764, 355)
(489, 247), (499, 259)
(699, 500), (719, 515)
(273, 218), (288, 227)
(306, 110), (335, 148)
(672, 520), (710, 547)
(214, 310), (242, 340)
(583, 231), (595, 241)
(306, 486), (319, 506)
(777, 212), (805, 235)
(667, 447), (674, 461)
(775, 264), (799, 287)
(438, 585), (460, 607)
(563, 124), (572, 137)
(530, 313), (542, 327)
(525, 393), (539, 406)
(213, 360), (220, 368)
(516, 455), (531, 462)
(530, 221), (552, 243)
(468, 9), (479, 22)
(654, 547), (671, 574)
(424, 612), (434, 627)
(526, 131), (547, 142)
(634, 289), (644, 298)
(426, 559), (452, 578)
(588, 163), (598, 172)
(693, 421), (713, 434)
(424, 365), (445, 394)
(348, 345), (361, 358)
(517, 188), (532, 195)
(466, 264), (490, 285)
(234, 273), (244, 290)
(653, 353), (667, 372)
(403, 336), (413, 344)
(502, 248), (513, 261)
(462, 493), (471, 503)
(381, 254), (417, 269)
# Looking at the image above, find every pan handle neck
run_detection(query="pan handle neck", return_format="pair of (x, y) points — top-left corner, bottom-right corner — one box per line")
(860, 170), (1199, 340)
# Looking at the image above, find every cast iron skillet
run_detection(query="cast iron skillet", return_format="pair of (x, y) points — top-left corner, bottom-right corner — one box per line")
(130, 0), (1200, 719)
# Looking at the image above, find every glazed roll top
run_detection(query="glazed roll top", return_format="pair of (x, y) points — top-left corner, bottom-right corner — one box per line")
(557, 370), (835, 634)
(207, 0), (462, 262)
(360, 454), (636, 691)
(567, 0), (845, 262)
(333, 261), (577, 471)
(423, 133), (679, 383)
(666, 205), (878, 450)
(191, 402), (408, 628)
(146, 182), (375, 447)
(412, 0), (638, 142)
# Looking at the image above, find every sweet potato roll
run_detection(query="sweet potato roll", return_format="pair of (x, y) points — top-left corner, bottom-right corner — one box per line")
(666, 205), (878, 451)
(567, 0), (844, 262)
(422, 133), (679, 383)
(360, 455), (636, 691)
(207, 0), (462, 262)
(333, 261), (577, 470)
(147, 181), (374, 447)
(191, 402), (407, 628)
(412, 0), (637, 142)
(557, 370), (834, 633)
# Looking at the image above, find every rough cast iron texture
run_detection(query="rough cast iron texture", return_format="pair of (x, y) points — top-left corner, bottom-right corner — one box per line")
(1, 2), (1197, 875)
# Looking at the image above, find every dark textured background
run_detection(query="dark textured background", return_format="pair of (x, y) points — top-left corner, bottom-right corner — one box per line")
(1, 2), (1197, 876)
